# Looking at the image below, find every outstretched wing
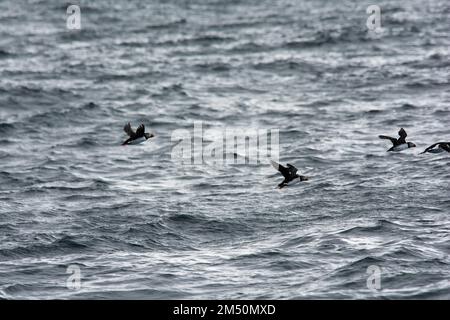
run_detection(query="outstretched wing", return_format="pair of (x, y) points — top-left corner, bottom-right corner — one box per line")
(441, 143), (450, 152)
(135, 124), (145, 138)
(286, 164), (298, 176)
(421, 142), (440, 154)
(278, 180), (288, 189)
(397, 128), (407, 144)
(270, 160), (290, 179)
(379, 135), (398, 146)
(124, 123), (136, 138)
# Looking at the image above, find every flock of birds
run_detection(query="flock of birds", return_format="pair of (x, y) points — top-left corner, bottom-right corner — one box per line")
(122, 123), (450, 189)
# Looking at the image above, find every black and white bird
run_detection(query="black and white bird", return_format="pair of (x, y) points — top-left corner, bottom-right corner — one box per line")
(270, 160), (308, 189)
(420, 142), (450, 154)
(379, 128), (416, 152)
(122, 123), (154, 145)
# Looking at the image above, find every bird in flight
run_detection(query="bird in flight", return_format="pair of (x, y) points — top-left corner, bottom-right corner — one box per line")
(379, 128), (416, 152)
(270, 160), (309, 189)
(420, 142), (450, 154)
(122, 123), (154, 145)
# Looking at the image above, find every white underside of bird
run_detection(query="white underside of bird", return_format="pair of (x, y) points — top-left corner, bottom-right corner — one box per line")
(127, 137), (147, 145)
(391, 144), (409, 151)
(427, 146), (446, 153)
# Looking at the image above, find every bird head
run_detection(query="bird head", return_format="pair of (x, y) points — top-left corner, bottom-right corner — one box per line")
(408, 142), (416, 148)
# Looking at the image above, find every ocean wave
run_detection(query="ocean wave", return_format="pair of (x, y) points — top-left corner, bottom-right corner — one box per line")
(193, 62), (232, 72)
(25, 102), (104, 128)
(0, 123), (15, 134)
(338, 220), (404, 235)
(165, 213), (253, 237)
(0, 49), (12, 58)
(252, 59), (323, 75)
(156, 34), (234, 47)
(0, 235), (88, 259)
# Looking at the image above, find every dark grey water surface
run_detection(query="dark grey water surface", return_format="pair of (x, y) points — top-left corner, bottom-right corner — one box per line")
(0, 0), (449, 299)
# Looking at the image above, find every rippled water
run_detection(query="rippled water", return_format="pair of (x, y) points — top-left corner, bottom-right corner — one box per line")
(0, 0), (449, 299)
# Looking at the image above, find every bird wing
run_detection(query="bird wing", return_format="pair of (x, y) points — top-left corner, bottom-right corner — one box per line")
(278, 180), (288, 189)
(124, 123), (136, 138)
(135, 124), (145, 138)
(397, 128), (407, 144)
(379, 135), (398, 146)
(441, 143), (450, 152)
(286, 164), (298, 176)
(122, 138), (132, 146)
(270, 160), (290, 179)
(421, 142), (440, 154)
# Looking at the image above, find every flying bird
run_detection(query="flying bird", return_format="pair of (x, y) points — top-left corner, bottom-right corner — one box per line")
(122, 123), (154, 145)
(379, 128), (416, 152)
(270, 160), (308, 189)
(420, 142), (450, 154)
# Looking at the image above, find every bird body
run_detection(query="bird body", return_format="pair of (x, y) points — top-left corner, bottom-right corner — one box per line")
(126, 136), (147, 145)
(421, 142), (450, 154)
(379, 128), (416, 152)
(122, 123), (154, 145)
(270, 160), (308, 189)
(390, 143), (410, 152)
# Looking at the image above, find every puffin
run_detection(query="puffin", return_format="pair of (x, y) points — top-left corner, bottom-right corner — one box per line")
(420, 142), (450, 154)
(379, 128), (416, 152)
(270, 160), (308, 189)
(122, 123), (154, 145)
